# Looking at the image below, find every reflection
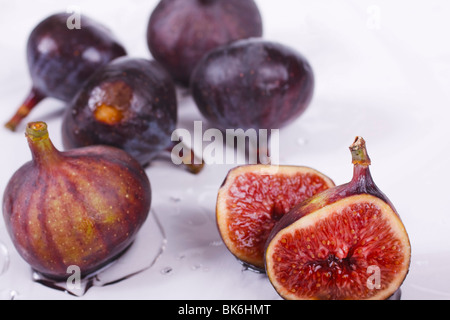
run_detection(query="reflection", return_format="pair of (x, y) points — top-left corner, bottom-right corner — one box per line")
(31, 210), (167, 297)
(0, 241), (10, 277)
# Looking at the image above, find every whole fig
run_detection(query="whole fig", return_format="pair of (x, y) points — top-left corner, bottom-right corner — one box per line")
(61, 57), (177, 166)
(2, 122), (151, 280)
(146, 0), (263, 85)
(5, 13), (127, 131)
(191, 38), (314, 131)
(62, 57), (203, 173)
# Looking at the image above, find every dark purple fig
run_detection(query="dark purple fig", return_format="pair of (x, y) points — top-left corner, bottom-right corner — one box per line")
(2, 122), (151, 280)
(5, 13), (127, 131)
(146, 0), (263, 86)
(62, 57), (203, 173)
(191, 38), (314, 131)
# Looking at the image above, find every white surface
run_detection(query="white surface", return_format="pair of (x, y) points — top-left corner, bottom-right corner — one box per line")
(1, 0), (450, 300)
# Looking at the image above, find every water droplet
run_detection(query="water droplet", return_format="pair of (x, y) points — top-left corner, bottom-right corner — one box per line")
(191, 264), (202, 271)
(155, 109), (165, 119)
(240, 262), (265, 274)
(208, 240), (223, 247)
(170, 196), (182, 203)
(297, 138), (308, 146)
(0, 289), (19, 300)
(160, 267), (173, 275)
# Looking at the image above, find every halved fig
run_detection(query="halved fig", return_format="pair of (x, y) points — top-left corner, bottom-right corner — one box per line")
(216, 165), (335, 270)
(265, 137), (411, 300)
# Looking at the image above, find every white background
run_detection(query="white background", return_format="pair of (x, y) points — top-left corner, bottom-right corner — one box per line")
(0, 0), (449, 300)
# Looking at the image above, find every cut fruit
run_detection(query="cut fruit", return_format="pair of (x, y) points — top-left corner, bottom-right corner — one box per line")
(265, 137), (411, 300)
(216, 165), (335, 270)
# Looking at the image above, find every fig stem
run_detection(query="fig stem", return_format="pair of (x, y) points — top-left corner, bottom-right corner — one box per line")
(166, 140), (204, 174)
(26, 121), (49, 141)
(5, 88), (46, 132)
(182, 149), (205, 174)
(25, 121), (61, 165)
(349, 136), (371, 167)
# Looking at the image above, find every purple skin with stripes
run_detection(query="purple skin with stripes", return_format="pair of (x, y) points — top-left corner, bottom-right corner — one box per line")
(2, 122), (151, 280)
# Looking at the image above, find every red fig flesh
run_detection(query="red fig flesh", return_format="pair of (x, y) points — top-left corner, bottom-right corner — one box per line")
(2, 122), (151, 280)
(265, 137), (411, 300)
(216, 165), (335, 270)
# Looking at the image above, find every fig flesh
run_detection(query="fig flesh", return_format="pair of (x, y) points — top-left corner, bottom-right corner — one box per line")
(61, 57), (200, 172)
(2, 122), (151, 280)
(5, 13), (127, 131)
(146, 0), (263, 86)
(191, 38), (314, 131)
(265, 137), (411, 300)
(216, 165), (335, 270)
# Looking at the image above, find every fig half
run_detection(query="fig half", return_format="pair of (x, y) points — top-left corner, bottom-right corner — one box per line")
(265, 137), (411, 300)
(216, 165), (335, 270)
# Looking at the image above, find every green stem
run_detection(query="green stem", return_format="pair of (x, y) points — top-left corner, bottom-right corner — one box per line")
(349, 136), (371, 167)
(25, 121), (62, 165)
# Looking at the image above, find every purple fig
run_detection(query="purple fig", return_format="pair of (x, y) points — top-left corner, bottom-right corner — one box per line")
(146, 0), (263, 85)
(190, 38), (314, 131)
(5, 13), (127, 131)
(2, 122), (151, 280)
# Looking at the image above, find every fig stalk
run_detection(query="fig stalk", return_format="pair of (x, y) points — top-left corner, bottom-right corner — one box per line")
(350, 136), (371, 166)
(5, 89), (45, 131)
(25, 122), (62, 166)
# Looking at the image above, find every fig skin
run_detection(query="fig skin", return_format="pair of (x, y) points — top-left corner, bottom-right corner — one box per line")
(146, 0), (263, 86)
(2, 122), (151, 280)
(190, 38), (314, 131)
(265, 137), (412, 300)
(267, 138), (399, 234)
(5, 13), (127, 131)
(62, 57), (178, 168)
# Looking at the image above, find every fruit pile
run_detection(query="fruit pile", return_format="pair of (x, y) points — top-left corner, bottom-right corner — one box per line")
(1, 0), (411, 299)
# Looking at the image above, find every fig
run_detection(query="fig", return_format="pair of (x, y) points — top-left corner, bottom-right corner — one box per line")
(2, 122), (151, 280)
(216, 165), (335, 270)
(191, 38), (314, 131)
(146, 0), (263, 85)
(265, 137), (412, 300)
(5, 13), (127, 131)
(62, 57), (202, 173)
